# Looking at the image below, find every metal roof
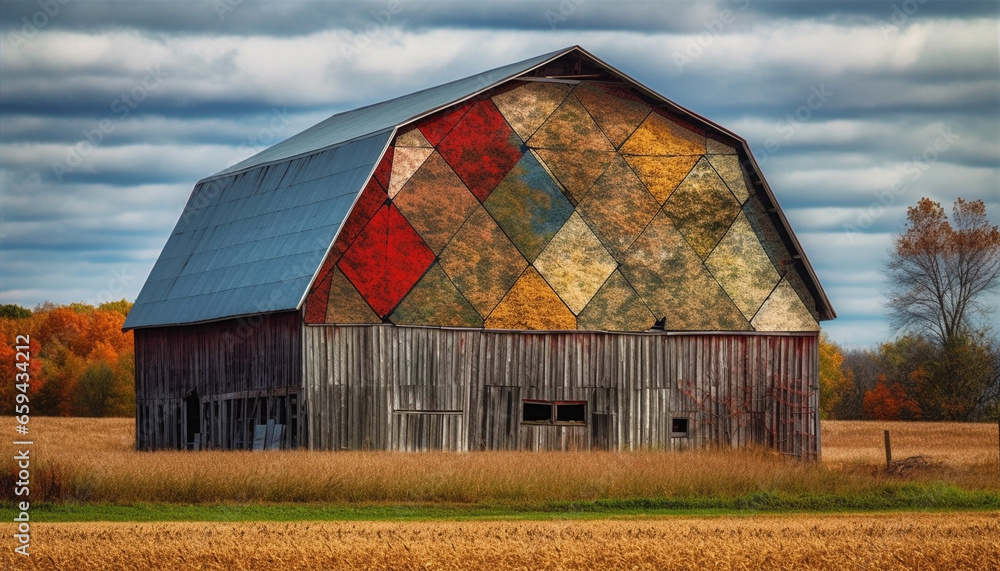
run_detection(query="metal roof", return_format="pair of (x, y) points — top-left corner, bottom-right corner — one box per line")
(126, 45), (834, 329)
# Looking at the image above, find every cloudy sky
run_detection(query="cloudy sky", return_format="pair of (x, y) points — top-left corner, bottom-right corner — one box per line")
(0, 0), (997, 348)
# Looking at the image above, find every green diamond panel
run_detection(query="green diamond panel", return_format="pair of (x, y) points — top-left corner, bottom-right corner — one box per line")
(621, 210), (750, 331)
(577, 270), (656, 331)
(484, 152), (575, 262)
(325, 268), (381, 324)
(389, 263), (483, 327)
(533, 149), (616, 205)
(751, 278), (819, 331)
(708, 154), (750, 204)
(665, 157), (741, 259)
(533, 212), (618, 314)
(438, 206), (528, 318)
(705, 212), (780, 320)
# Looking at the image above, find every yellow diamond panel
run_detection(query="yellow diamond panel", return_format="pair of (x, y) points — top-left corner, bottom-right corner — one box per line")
(665, 157), (741, 259)
(708, 154), (749, 204)
(534, 212), (618, 314)
(438, 206), (528, 318)
(625, 155), (700, 204)
(533, 149), (616, 205)
(620, 112), (706, 156)
(621, 210), (750, 331)
(325, 268), (381, 324)
(573, 83), (651, 148)
(394, 151), (480, 254)
(577, 270), (656, 331)
(576, 155), (660, 261)
(485, 267), (576, 330)
(395, 125), (433, 148)
(389, 263), (483, 327)
(705, 212), (780, 320)
(750, 278), (819, 331)
(527, 94), (615, 152)
(492, 80), (572, 141)
(389, 146), (434, 198)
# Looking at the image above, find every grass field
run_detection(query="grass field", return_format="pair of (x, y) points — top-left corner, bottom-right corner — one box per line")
(2, 417), (998, 508)
(4, 513), (998, 570)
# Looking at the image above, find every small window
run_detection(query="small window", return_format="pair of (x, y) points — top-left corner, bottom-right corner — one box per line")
(522, 401), (553, 423)
(522, 400), (586, 425)
(555, 402), (586, 424)
(672, 417), (690, 436)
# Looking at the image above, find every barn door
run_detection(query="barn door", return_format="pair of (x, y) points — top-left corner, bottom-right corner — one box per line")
(480, 386), (519, 450)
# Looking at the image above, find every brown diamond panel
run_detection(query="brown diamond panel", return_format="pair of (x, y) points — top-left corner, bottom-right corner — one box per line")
(389, 263), (482, 327)
(621, 210), (750, 331)
(573, 82), (651, 148)
(705, 212), (780, 320)
(577, 270), (656, 331)
(437, 99), (525, 202)
(533, 212), (618, 314)
(438, 206), (528, 318)
(484, 152), (575, 262)
(388, 146), (434, 198)
(325, 268), (381, 324)
(625, 155), (700, 204)
(393, 151), (479, 254)
(751, 278), (819, 331)
(708, 154), (750, 204)
(527, 94), (615, 152)
(395, 125), (433, 148)
(485, 267), (576, 330)
(665, 157), (741, 259)
(576, 155), (660, 261)
(707, 137), (737, 154)
(533, 149), (616, 205)
(620, 112), (706, 156)
(492, 80), (571, 141)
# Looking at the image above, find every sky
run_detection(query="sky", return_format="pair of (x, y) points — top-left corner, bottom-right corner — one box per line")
(0, 0), (997, 348)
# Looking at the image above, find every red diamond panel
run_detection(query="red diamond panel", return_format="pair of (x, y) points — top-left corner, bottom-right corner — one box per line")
(373, 146), (393, 190)
(304, 251), (338, 324)
(437, 99), (525, 202)
(417, 101), (474, 146)
(329, 177), (387, 260)
(338, 204), (435, 317)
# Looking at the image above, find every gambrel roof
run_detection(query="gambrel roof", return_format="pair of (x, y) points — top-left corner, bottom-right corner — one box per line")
(125, 46), (834, 330)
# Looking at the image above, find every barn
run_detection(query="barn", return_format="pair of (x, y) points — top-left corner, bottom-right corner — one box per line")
(124, 46), (834, 458)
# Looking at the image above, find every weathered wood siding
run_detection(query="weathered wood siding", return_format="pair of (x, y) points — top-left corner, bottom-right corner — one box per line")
(303, 325), (819, 458)
(134, 311), (303, 450)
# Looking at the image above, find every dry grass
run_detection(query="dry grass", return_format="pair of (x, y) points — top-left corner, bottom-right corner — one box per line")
(4, 513), (999, 570)
(3, 417), (999, 505)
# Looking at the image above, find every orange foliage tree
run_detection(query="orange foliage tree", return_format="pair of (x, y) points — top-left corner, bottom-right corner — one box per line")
(0, 300), (135, 417)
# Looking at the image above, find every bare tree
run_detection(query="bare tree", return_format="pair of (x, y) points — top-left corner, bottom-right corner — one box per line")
(886, 198), (1000, 346)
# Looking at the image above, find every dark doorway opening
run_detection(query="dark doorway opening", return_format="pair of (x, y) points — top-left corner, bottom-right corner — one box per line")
(184, 390), (200, 450)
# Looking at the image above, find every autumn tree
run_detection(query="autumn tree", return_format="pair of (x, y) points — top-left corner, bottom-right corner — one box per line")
(818, 334), (854, 419)
(886, 197), (1000, 345)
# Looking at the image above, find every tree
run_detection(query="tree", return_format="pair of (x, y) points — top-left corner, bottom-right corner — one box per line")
(0, 304), (31, 319)
(818, 334), (854, 419)
(886, 197), (1000, 346)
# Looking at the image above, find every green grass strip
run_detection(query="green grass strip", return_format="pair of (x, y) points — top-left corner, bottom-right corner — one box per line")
(6, 484), (998, 522)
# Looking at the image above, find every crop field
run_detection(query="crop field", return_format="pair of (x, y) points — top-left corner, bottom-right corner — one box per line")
(4, 513), (999, 570)
(2, 418), (998, 569)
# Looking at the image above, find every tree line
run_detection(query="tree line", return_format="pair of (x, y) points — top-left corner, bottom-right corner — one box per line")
(1, 300), (134, 417)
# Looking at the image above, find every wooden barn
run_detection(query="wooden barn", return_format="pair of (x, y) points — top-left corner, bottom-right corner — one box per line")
(124, 46), (835, 458)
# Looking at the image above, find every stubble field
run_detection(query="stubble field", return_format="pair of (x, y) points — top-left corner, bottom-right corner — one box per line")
(2, 417), (999, 569)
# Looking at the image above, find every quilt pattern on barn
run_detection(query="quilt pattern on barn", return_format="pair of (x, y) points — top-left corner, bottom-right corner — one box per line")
(305, 80), (819, 332)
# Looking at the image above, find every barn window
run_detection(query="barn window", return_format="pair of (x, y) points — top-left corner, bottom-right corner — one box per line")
(672, 417), (690, 436)
(522, 400), (587, 425)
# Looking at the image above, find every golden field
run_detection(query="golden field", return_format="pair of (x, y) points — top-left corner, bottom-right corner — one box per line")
(2, 417), (998, 504)
(3, 513), (999, 570)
